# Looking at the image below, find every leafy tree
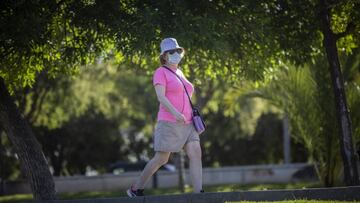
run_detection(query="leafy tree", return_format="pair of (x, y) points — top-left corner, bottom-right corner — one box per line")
(0, 0), (154, 199)
(0, 0), (121, 198)
(19, 61), (158, 176)
(193, 78), (307, 167)
(36, 111), (123, 176)
(261, 62), (342, 186)
(250, 0), (360, 185)
(160, 1), (360, 185)
(257, 53), (360, 186)
(1, 0), (359, 199)
(0, 0), (275, 198)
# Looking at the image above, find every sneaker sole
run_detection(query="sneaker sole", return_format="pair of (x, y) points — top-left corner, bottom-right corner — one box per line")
(126, 189), (135, 197)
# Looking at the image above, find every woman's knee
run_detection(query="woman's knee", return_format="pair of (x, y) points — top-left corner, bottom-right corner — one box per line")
(186, 142), (202, 160)
(153, 152), (170, 166)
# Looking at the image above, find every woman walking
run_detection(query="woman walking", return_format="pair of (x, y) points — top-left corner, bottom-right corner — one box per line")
(127, 38), (203, 197)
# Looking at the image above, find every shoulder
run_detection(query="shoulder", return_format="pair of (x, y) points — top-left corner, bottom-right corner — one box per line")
(153, 66), (168, 84)
(154, 66), (166, 75)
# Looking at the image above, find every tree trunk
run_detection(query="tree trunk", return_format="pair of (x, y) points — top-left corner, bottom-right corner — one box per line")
(319, 1), (360, 186)
(0, 77), (56, 200)
(0, 124), (4, 195)
(282, 114), (291, 164)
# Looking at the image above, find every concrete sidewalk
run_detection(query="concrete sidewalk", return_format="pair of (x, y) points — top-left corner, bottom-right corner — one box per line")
(36, 186), (360, 203)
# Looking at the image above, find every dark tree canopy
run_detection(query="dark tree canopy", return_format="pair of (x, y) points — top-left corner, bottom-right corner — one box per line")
(1, 0), (360, 199)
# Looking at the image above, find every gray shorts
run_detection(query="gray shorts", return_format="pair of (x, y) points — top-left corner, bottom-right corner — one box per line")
(153, 121), (200, 152)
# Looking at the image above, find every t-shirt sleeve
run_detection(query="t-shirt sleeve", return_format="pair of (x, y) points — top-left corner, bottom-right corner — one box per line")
(153, 68), (167, 87)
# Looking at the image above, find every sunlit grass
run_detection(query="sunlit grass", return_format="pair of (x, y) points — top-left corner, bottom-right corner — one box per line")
(0, 194), (33, 203)
(0, 182), (328, 203)
(227, 201), (360, 203)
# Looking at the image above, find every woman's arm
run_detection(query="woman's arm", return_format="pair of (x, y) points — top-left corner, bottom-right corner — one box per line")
(154, 85), (186, 123)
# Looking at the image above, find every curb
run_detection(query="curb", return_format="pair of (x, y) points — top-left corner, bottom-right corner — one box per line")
(36, 186), (360, 203)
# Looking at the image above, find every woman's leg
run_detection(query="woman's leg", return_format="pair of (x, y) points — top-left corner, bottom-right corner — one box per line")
(184, 141), (203, 193)
(134, 151), (171, 189)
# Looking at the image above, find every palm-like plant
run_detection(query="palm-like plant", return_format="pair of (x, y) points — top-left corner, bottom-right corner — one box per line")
(258, 54), (360, 186)
(222, 51), (358, 186)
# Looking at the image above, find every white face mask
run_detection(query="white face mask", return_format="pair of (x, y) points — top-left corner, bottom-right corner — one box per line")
(168, 52), (183, 64)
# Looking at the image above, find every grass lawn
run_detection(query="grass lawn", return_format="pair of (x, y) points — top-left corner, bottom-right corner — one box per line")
(0, 182), (357, 203)
(227, 201), (360, 203)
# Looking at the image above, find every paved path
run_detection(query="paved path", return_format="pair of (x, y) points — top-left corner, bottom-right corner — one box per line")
(37, 186), (360, 203)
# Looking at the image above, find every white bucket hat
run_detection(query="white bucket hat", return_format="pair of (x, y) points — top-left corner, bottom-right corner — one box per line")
(160, 38), (184, 55)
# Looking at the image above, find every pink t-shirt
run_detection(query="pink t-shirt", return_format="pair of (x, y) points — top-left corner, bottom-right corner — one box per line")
(153, 66), (194, 124)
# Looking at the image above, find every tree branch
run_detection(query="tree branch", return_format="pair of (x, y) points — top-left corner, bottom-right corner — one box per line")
(335, 22), (355, 40)
(30, 86), (50, 124)
(326, 0), (346, 9)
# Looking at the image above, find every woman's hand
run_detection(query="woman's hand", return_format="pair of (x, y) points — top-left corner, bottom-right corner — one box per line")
(174, 112), (186, 123)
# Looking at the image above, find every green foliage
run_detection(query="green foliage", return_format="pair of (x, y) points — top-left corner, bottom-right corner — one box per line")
(202, 111), (286, 166)
(2, 59), (307, 178)
(341, 49), (360, 142)
(260, 63), (340, 186)
(189, 77), (306, 167)
(0, 132), (21, 181)
(0, 61), (160, 177)
(254, 53), (360, 186)
(35, 111), (123, 176)
(0, 0), (123, 90)
(1, 0), (359, 94)
(1, 0), (360, 186)
(30, 62), (158, 175)
(1, 0), (313, 92)
(1, 0), (359, 87)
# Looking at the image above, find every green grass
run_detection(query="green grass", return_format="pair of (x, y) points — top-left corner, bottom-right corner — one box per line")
(0, 194), (33, 203)
(0, 181), (352, 203)
(227, 201), (360, 203)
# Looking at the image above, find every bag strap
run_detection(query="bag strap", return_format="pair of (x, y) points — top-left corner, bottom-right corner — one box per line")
(162, 66), (195, 110)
